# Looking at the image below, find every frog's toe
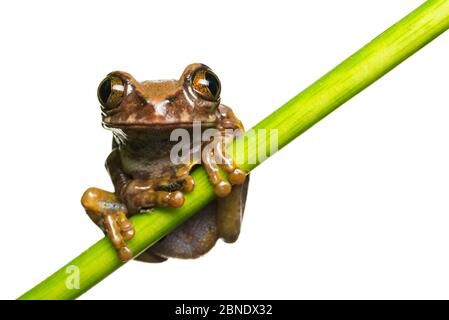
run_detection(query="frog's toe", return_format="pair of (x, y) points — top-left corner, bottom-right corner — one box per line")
(119, 219), (135, 241)
(166, 190), (185, 208)
(118, 246), (133, 262)
(182, 175), (195, 193)
(227, 168), (247, 185)
(216, 156), (248, 186)
(149, 190), (185, 208)
(207, 165), (247, 198)
(214, 180), (232, 198)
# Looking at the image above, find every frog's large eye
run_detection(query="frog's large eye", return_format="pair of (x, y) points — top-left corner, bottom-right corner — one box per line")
(191, 68), (221, 101)
(98, 75), (126, 109)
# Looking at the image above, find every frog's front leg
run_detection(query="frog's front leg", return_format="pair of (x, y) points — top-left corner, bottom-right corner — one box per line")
(82, 150), (193, 262)
(202, 105), (248, 197)
(81, 187), (135, 261)
(106, 149), (188, 214)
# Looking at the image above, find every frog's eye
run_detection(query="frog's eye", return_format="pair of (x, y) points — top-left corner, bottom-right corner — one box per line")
(191, 68), (221, 101)
(98, 75), (126, 109)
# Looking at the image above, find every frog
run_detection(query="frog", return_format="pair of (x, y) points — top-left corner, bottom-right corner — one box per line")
(81, 63), (249, 262)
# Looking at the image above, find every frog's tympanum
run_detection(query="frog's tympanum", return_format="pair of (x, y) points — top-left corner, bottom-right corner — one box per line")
(81, 64), (249, 262)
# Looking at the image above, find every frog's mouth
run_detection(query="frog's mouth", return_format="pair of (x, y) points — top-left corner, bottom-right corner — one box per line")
(102, 121), (218, 131)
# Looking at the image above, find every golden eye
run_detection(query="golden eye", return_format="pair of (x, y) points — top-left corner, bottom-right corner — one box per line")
(191, 68), (221, 101)
(98, 75), (125, 109)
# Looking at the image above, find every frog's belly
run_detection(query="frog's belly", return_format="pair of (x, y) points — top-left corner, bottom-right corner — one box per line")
(121, 155), (181, 180)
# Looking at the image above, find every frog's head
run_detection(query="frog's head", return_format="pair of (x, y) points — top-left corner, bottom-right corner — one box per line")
(98, 63), (221, 131)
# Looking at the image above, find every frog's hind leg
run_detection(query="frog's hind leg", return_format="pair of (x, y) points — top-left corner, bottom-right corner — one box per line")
(81, 187), (135, 262)
(143, 201), (219, 260)
(134, 251), (167, 263)
(134, 178), (249, 262)
(216, 177), (250, 243)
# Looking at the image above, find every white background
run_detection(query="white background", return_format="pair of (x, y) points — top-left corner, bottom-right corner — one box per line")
(1, 0), (448, 300)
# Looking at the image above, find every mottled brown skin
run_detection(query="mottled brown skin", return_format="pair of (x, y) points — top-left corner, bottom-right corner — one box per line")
(81, 63), (248, 262)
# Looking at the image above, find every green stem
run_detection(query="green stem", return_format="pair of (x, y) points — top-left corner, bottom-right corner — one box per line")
(19, 0), (449, 300)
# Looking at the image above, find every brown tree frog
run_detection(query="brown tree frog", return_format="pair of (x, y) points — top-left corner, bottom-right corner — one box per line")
(81, 63), (249, 262)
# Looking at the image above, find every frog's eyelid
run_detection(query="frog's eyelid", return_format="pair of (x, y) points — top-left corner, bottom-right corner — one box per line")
(107, 72), (140, 94)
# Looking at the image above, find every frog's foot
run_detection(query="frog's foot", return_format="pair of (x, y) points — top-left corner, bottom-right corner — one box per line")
(103, 211), (134, 261)
(124, 175), (195, 213)
(81, 187), (135, 262)
(130, 189), (185, 209)
(202, 136), (247, 198)
(156, 175), (195, 193)
(124, 181), (185, 214)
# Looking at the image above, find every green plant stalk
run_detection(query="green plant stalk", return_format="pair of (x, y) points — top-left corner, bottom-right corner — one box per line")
(19, 0), (449, 300)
